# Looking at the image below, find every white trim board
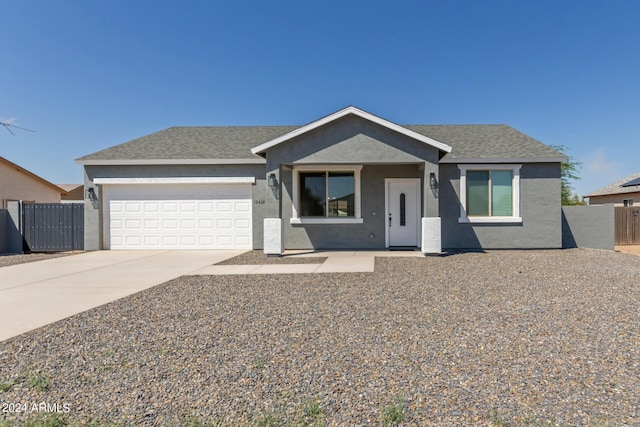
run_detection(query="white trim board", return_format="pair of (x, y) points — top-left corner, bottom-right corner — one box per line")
(251, 106), (452, 155)
(94, 177), (255, 185)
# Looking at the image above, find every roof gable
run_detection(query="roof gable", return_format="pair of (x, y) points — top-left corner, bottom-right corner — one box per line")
(0, 157), (67, 195)
(250, 106), (452, 156)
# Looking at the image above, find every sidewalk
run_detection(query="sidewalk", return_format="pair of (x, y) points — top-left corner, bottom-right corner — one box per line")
(188, 250), (425, 275)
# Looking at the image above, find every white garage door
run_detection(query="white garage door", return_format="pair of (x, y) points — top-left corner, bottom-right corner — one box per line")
(104, 183), (252, 249)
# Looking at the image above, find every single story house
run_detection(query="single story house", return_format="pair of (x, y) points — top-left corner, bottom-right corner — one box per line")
(0, 156), (68, 208)
(76, 106), (565, 254)
(585, 172), (640, 206)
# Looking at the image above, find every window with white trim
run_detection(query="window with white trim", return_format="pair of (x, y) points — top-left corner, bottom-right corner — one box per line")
(292, 165), (363, 224)
(623, 199), (634, 207)
(458, 164), (522, 223)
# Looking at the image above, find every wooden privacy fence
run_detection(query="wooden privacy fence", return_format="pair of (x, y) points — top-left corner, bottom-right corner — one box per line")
(615, 206), (640, 245)
(22, 203), (84, 252)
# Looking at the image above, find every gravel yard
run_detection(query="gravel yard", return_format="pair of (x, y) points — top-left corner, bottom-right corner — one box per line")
(0, 249), (639, 426)
(0, 253), (74, 268)
(216, 250), (327, 265)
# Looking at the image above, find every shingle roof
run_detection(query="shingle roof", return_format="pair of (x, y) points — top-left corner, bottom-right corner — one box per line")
(76, 126), (298, 161)
(585, 172), (640, 197)
(406, 124), (563, 160)
(76, 123), (563, 162)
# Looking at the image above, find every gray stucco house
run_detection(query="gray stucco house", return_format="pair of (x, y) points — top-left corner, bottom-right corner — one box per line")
(76, 106), (566, 254)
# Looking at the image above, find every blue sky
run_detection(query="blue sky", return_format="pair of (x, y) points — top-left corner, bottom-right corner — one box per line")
(1, 0), (638, 197)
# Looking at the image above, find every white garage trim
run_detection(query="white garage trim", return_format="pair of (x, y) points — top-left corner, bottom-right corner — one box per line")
(102, 183), (253, 250)
(94, 177), (255, 185)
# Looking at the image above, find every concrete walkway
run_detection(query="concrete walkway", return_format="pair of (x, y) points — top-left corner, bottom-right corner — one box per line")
(0, 250), (245, 342)
(189, 250), (425, 275)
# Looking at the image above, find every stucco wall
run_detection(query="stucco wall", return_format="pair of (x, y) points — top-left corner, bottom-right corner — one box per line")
(280, 164), (425, 249)
(562, 205), (614, 250)
(440, 163), (562, 249)
(0, 163), (61, 208)
(588, 192), (640, 206)
(0, 209), (7, 253)
(262, 114), (442, 249)
(83, 164), (265, 250)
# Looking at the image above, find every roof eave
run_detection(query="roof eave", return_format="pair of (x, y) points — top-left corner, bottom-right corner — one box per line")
(250, 106), (453, 155)
(75, 158), (266, 166)
(439, 156), (567, 164)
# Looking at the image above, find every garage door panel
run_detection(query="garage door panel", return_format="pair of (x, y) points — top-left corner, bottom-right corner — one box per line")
(235, 236), (251, 246)
(106, 183), (252, 249)
(198, 219), (214, 229)
(144, 219), (160, 229)
(216, 202), (232, 212)
(144, 202), (160, 213)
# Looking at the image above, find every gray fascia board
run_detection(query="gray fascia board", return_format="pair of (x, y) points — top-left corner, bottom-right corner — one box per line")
(439, 156), (566, 164)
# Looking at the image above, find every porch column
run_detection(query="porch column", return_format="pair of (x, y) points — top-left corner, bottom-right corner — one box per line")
(264, 160), (283, 255)
(422, 163), (442, 253)
(421, 217), (441, 253)
(264, 218), (283, 255)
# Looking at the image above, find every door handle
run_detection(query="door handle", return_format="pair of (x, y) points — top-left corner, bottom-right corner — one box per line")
(388, 213), (392, 227)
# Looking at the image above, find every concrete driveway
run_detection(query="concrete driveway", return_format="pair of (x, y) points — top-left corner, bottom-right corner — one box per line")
(0, 250), (245, 342)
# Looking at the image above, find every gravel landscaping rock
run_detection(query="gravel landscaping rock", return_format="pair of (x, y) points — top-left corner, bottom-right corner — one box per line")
(216, 250), (327, 265)
(0, 249), (639, 426)
(0, 253), (74, 268)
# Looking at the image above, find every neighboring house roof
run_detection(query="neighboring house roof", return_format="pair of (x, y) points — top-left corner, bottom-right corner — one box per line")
(76, 107), (565, 165)
(57, 184), (83, 193)
(0, 156), (68, 195)
(58, 184), (84, 200)
(585, 172), (640, 197)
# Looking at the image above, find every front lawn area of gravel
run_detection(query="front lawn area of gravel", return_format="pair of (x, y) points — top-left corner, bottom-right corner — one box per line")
(0, 252), (74, 268)
(1, 249), (639, 426)
(215, 250), (327, 265)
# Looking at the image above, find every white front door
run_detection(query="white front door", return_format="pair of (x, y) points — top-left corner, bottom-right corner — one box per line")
(386, 179), (420, 247)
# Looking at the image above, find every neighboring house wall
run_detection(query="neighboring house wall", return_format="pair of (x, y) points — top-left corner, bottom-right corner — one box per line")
(440, 162), (562, 249)
(588, 192), (640, 206)
(562, 205), (614, 250)
(0, 162), (62, 208)
(6, 202), (22, 253)
(83, 164), (265, 251)
(0, 209), (7, 253)
(61, 185), (84, 201)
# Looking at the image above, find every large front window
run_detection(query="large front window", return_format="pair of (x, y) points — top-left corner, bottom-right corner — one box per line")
(459, 164), (521, 223)
(300, 172), (355, 217)
(292, 165), (363, 224)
